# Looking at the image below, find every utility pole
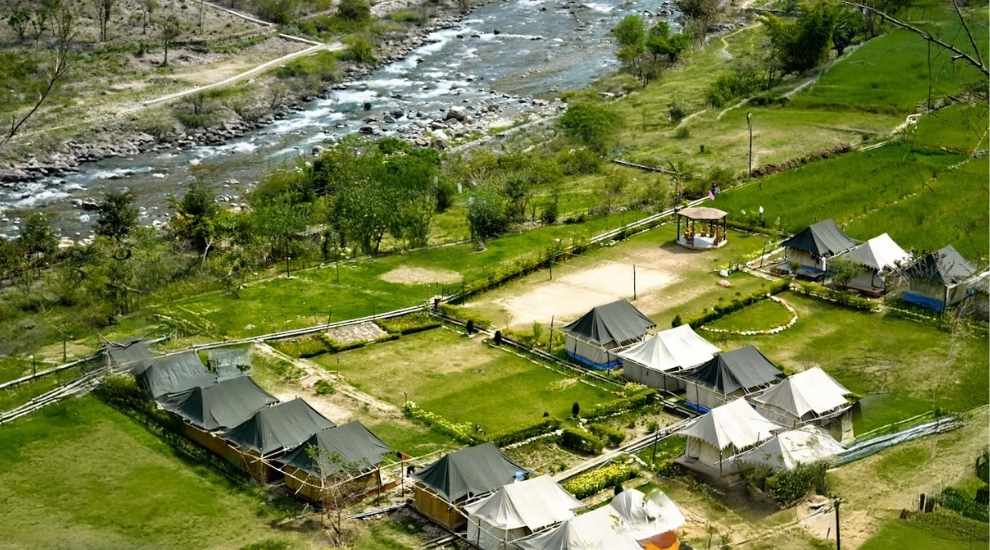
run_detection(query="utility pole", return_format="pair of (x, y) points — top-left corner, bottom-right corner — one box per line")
(633, 265), (638, 300)
(747, 112), (754, 178)
(835, 499), (842, 550)
(548, 316), (555, 352)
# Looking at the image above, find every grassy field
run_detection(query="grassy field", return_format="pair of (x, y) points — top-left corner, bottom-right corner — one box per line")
(0, 397), (318, 549)
(707, 292), (989, 433)
(312, 327), (623, 437)
(704, 297), (794, 332)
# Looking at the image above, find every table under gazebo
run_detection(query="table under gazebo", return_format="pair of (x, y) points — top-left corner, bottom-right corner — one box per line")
(676, 207), (728, 250)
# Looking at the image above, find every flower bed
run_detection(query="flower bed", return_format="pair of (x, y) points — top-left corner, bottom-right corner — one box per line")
(563, 462), (637, 499)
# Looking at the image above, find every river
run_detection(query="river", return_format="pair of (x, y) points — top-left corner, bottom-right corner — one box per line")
(0, 0), (676, 239)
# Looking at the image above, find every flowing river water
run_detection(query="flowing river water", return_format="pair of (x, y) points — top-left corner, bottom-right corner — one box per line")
(0, 0), (676, 239)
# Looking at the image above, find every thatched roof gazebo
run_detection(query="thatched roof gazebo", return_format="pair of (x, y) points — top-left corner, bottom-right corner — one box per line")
(676, 207), (728, 250)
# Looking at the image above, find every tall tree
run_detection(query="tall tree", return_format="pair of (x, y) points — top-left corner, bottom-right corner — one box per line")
(158, 13), (180, 67)
(170, 181), (219, 258)
(95, 189), (138, 242)
(93, 0), (113, 41)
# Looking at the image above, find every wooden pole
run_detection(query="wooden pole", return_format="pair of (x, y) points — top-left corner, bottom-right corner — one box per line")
(633, 265), (637, 300)
(835, 499), (841, 550)
(747, 112), (754, 178)
(548, 316), (555, 352)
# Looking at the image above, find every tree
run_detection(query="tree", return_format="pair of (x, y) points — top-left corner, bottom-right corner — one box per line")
(158, 13), (180, 67)
(763, 2), (842, 75)
(20, 212), (58, 264)
(559, 102), (620, 155)
(466, 185), (509, 245)
(6, 5), (30, 41)
(251, 195), (309, 265)
(170, 181), (219, 257)
(95, 189), (138, 242)
(502, 176), (532, 223)
(337, 0), (370, 21)
(1, 1), (74, 150)
(140, 0), (158, 35)
(94, 0), (113, 41)
(676, 0), (723, 40)
(646, 21), (690, 63)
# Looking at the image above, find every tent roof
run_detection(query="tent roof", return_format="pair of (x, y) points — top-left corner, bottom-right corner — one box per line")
(689, 346), (783, 395)
(136, 351), (215, 399)
(224, 398), (335, 457)
(610, 489), (685, 541)
(159, 376), (277, 432)
(754, 367), (851, 419)
(677, 398), (783, 451)
(562, 299), (655, 347)
(844, 233), (911, 271)
(618, 325), (720, 373)
(741, 425), (845, 471)
(414, 443), (527, 502)
(678, 206), (727, 220)
(464, 475), (581, 531)
(514, 505), (642, 550)
(107, 339), (155, 373)
(782, 219), (856, 257)
(277, 421), (392, 477)
(906, 245), (976, 285)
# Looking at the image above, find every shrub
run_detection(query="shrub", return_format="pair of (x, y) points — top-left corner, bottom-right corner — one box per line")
(939, 487), (990, 523)
(490, 418), (561, 447)
(403, 401), (481, 444)
(376, 313), (441, 335)
(560, 427), (603, 455)
(563, 462), (636, 499)
(668, 102), (687, 122)
(671, 314), (683, 327)
(342, 33), (375, 64)
(269, 334), (328, 357)
(589, 423), (625, 447)
(556, 147), (602, 176)
(276, 51), (338, 82)
(559, 102), (620, 154)
(337, 0), (371, 21)
(673, 126), (690, 139)
(706, 66), (763, 108)
(763, 462), (829, 505)
(314, 379), (335, 395)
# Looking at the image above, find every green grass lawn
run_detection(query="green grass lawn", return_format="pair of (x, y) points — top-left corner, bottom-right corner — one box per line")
(704, 298), (794, 332)
(0, 397), (316, 549)
(0, 364), (87, 412)
(707, 291), (989, 433)
(313, 327), (623, 437)
(859, 514), (988, 550)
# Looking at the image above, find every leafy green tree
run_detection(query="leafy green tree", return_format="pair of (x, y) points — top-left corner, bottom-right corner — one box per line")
(559, 102), (620, 154)
(466, 185), (509, 244)
(502, 176), (532, 223)
(170, 181), (219, 255)
(337, 0), (370, 21)
(646, 21), (690, 63)
(19, 212), (58, 261)
(158, 13), (180, 67)
(251, 195), (310, 264)
(96, 189), (138, 242)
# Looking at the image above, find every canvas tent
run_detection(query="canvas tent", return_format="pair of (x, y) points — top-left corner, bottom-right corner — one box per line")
(207, 347), (252, 381)
(840, 233), (911, 294)
(414, 443), (528, 530)
(106, 339), (155, 373)
(278, 421), (393, 503)
(611, 489), (685, 547)
(740, 425), (844, 471)
(900, 245), (979, 312)
(464, 476), (582, 550)
(619, 325), (720, 392)
(782, 219), (856, 276)
(683, 345), (783, 412)
(135, 351), (215, 399)
(160, 376), (277, 432)
(677, 398), (783, 479)
(514, 505), (642, 550)
(754, 367), (854, 442)
(562, 299), (655, 369)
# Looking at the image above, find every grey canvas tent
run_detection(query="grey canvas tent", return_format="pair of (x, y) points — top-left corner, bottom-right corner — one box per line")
(840, 233), (911, 294)
(278, 421), (392, 477)
(135, 351), (215, 399)
(159, 375), (277, 432)
(223, 398), (336, 457)
(562, 299), (655, 370)
(901, 245), (979, 311)
(413, 443), (528, 529)
(782, 219), (856, 276)
(207, 347), (252, 381)
(753, 367), (854, 443)
(106, 339), (155, 373)
(683, 346), (783, 412)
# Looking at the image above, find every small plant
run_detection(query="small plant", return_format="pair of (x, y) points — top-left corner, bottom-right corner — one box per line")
(671, 314), (683, 327)
(673, 126), (690, 139)
(314, 379), (335, 395)
(571, 401), (581, 418)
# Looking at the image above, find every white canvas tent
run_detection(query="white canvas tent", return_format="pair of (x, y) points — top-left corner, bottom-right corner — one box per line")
(618, 325), (720, 391)
(610, 489), (685, 542)
(841, 233), (911, 294)
(513, 505), (642, 550)
(676, 398), (783, 477)
(464, 476), (582, 550)
(740, 425), (845, 471)
(754, 367), (854, 442)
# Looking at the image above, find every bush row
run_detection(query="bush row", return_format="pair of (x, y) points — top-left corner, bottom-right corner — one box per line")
(744, 461), (829, 505)
(560, 427), (604, 455)
(402, 401), (482, 445)
(562, 462), (637, 499)
(584, 390), (656, 421)
(588, 423), (625, 447)
(376, 313), (441, 336)
(686, 280), (791, 328)
(790, 281), (877, 312)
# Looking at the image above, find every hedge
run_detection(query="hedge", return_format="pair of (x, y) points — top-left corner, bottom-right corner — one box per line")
(268, 334), (329, 358)
(939, 487), (990, 523)
(563, 462), (637, 499)
(745, 461), (829, 505)
(588, 423), (625, 447)
(687, 280), (790, 328)
(490, 418), (562, 447)
(560, 427), (604, 455)
(376, 313), (441, 336)
(584, 390), (655, 421)
(402, 401), (482, 445)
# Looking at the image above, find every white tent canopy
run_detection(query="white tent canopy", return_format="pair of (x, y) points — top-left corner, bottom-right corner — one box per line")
(844, 233), (911, 271)
(754, 367), (852, 420)
(610, 489), (685, 541)
(464, 475), (582, 549)
(618, 325), (720, 373)
(514, 506), (642, 550)
(740, 425), (845, 470)
(678, 398), (783, 452)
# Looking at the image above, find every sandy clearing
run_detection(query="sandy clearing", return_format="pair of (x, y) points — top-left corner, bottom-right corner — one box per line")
(325, 321), (388, 345)
(379, 265), (463, 285)
(493, 260), (678, 327)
